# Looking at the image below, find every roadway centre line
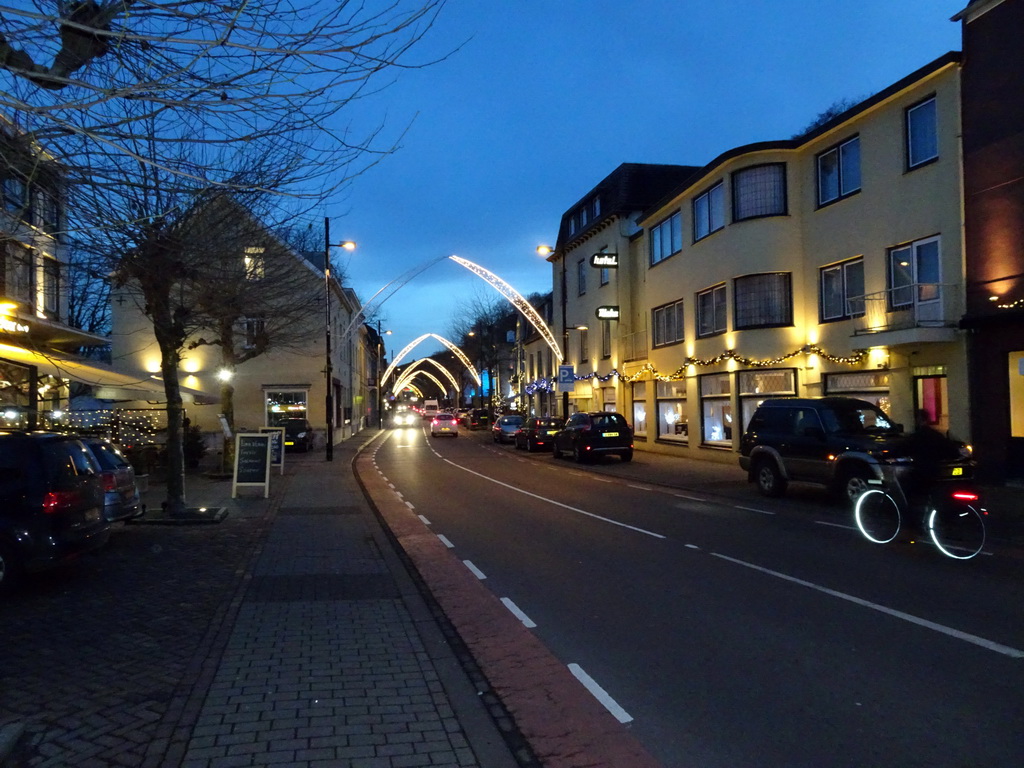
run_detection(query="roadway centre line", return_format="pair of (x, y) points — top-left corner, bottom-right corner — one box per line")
(463, 560), (487, 580)
(500, 597), (537, 628)
(568, 664), (633, 723)
(710, 552), (1024, 658)
(628, 484), (653, 491)
(404, 501), (414, 510)
(442, 459), (666, 539)
(734, 505), (775, 515)
(815, 520), (857, 531)
(437, 534), (455, 549)
(673, 492), (706, 502)
(418, 515), (432, 525)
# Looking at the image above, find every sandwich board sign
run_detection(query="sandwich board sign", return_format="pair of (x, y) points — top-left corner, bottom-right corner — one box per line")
(259, 426), (285, 475)
(232, 433), (271, 498)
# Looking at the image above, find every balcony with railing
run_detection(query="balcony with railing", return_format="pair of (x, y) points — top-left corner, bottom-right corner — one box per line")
(620, 329), (648, 362)
(849, 282), (960, 346)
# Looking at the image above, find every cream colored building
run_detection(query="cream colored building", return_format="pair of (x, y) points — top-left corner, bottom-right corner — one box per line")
(545, 53), (967, 463)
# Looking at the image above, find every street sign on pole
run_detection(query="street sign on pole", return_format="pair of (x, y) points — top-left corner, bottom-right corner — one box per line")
(557, 364), (575, 392)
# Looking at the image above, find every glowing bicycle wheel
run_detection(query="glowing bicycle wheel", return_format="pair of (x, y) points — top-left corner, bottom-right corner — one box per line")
(854, 489), (902, 544)
(927, 503), (986, 560)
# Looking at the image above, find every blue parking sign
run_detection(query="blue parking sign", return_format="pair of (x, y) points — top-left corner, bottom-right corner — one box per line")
(557, 365), (575, 391)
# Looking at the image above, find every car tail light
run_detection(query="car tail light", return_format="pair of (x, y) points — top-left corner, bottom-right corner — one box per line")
(100, 471), (117, 492)
(43, 489), (82, 514)
(952, 491), (979, 501)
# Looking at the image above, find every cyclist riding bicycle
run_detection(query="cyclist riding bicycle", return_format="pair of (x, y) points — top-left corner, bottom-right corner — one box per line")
(899, 410), (966, 508)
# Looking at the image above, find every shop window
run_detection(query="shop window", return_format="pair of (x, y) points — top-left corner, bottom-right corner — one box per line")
(823, 371), (892, 414)
(656, 379), (687, 443)
(738, 369), (796, 431)
(699, 373), (732, 446)
(632, 381), (647, 437)
(1011, 352), (1024, 439)
(266, 390), (309, 425)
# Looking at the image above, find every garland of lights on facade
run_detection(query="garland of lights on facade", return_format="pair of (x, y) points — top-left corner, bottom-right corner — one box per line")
(523, 344), (868, 394)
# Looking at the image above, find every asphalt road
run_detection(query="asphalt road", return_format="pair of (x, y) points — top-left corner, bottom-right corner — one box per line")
(376, 423), (1024, 768)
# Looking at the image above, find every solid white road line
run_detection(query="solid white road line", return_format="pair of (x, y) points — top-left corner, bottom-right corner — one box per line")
(711, 552), (1024, 658)
(437, 534), (455, 549)
(500, 597), (537, 628)
(673, 492), (706, 502)
(443, 459), (666, 539)
(568, 663), (633, 723)
(463, 560), (487, 580)
(628, 484), (653, 491)
(815, 520), (858, 531)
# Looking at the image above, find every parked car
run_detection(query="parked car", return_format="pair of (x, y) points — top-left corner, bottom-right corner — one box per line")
(81, 437), (142, 522)
(430, 413), (459, 438)
(515, 417), (563, 452)
(0, 431), (110, 595)
(492, 414), (524, 443)
(281, 418), (315, 452)
(552, 412), (633, 462)
(466, 409), (490, 430)
(738, 396), (973, 504)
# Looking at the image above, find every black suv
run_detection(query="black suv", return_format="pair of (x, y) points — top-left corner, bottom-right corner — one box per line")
(553, 411), (633, 463)
(739, 397), (971, 504)
(0, 431), (110, 594)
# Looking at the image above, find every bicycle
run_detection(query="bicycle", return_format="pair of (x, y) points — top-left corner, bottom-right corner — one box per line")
(853, 476), (988, 560)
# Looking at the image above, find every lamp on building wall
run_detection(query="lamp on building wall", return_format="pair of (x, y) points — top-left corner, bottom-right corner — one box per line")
(324, 218), (356, 462)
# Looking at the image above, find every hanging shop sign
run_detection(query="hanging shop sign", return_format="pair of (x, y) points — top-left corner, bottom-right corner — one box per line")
(590, 252), (619, 268)
(0, 316), (30, 334)
(596, 306), (620, 321)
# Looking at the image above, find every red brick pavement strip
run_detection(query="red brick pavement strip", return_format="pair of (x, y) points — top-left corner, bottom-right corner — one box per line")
(356, 453), (667, 768)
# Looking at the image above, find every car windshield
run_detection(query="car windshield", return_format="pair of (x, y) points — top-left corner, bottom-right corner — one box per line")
(820, 405), (897, 435)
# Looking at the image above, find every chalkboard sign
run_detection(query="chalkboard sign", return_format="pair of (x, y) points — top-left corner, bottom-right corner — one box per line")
(232, 433), (271, 498)
(259, 426), (285, 474)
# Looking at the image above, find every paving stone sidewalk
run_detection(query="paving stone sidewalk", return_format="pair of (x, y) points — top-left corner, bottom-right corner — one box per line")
(0, 432), (520, 768)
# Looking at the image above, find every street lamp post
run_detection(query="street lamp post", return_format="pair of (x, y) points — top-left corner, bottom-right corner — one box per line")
(376, 322), (392, 429)
(323, 218), (356, 461)
(538, 245), (570, 421)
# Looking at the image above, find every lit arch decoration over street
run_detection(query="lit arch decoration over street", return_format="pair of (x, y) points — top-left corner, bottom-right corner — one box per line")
(383, 333), (481, 390)
(392, 357), (460, 395)
(448, 255), (563, 362)
(397, 369), (448, 398)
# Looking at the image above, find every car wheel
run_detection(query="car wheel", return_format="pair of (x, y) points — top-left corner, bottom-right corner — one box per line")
(839, 467), (872, 507)
(526, 439), (535, 453)
(573, 444), (586, 463)
(754, 458), (787, 498)
(0, 540), (23, 596)
(621, 449), (633, 462)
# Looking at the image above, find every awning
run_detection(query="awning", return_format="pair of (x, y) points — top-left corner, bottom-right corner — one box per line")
(0, 343), (216, 404)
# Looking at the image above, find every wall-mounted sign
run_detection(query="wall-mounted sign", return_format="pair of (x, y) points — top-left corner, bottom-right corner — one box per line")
(590, 252), (618, 268)
(0, 316), (30, 334)
(596, 306), (620, 321)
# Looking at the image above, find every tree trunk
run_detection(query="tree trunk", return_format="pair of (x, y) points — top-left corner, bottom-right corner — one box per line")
(158, 339), (188, 515)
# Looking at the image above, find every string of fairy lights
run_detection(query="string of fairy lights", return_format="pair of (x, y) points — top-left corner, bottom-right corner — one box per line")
(523, 343), (868, 395)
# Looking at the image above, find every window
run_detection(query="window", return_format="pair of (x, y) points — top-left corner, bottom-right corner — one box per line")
(244, 246), (265, 280)
(580, 205), (589, 228)
(577, 259), (586, 295)
(699, 373), (732, 446)
(656, 379), (688, 443)
(592, 196), (601, 218)
(732, 163), (787, 221)
(650, 211), (682, 266)
(578, 327), (588, 361)
(266, 390), (309, 426)
(632, 381), (647, 437)
(600, 266), (609, 286)
(906, 96), (938, 169)
(820, 258), (864, 321)
(738, 369), (796, 431)
(693, 182), (725, 241)
(1010, 351), (1024, 438)
(733, 273), (792, 329)
(43, 257), (60, 317)
(697, 284), (727, 337)
(817, 136), (861, 205)
(3, 241), (34, 302)
(888, 236), (940, 309)
(2, 174), (26, 215)
(244, 317), (266, 349)
(601, 321), (611, 358)
(652, 299), (684, 347)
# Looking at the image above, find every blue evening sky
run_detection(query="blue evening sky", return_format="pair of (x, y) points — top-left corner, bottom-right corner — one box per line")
(335, 0), (965, 359)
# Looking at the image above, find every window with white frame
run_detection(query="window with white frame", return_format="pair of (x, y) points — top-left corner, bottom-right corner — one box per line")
(650, 211), (682, 266)
(632, 381), (647, 437)
(697, 284), (727, 337)
(244, 246), (265, 280)
(699, 373), (733, 446)
(820, 258), (865, 321)
(656, 379), (688, 443)
(906, 96), (938, 170)
(592, 196), (601, 218)
(817, 136), (861, 206)
(43, 257), (59, 317)
(3, 240), (34, 302)
(693, 182), (725, 241)
(733, 273), (792, 329)
(732, 163), (787, 221)
(888, 236), (941, 309)
(577, 259), (586, 295)
(652, 299), (684, 347)
(738, 369), (796, 431)
(601, 321), (611, 358)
